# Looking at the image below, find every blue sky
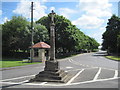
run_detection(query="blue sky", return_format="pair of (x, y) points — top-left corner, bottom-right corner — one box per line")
(1, 0), (119, 44)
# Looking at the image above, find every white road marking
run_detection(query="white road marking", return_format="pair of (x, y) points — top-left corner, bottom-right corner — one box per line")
(114, 70), (118, 78)
(18, 80), (29, 83)
(0, 81), (20, 85)
(102, 67), (117, 71)
(69, 77), (120, 86)
(1, 77), (120, 87)
(22, 82), (48, 85)
(0, 74), (35, 82)
(93, 68), (101, 81)
(69, 59), (79, 65)
(66, 67), (73, 69)
(40, 82), (47, 85)
(0, 81), (47, 86)
(69, 58), (94, 68)
(66, 69), (84, 85)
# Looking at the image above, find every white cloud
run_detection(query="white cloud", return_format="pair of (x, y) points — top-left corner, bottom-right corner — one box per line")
(59, 8), (77, 19)
(0, 17), (10, 24)
(86, 9), (112, 18)
(72, 15), (104, 29)
(50, 7), (55, 11)
(73, 0), (112, 29)
(78, 0), (112, 10)
(88, 27), (106, 44)
(13, 0), (47, 21)
(3, 17), (9, 22)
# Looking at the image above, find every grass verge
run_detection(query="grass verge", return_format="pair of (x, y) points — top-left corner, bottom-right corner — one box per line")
(0, 59), (41, 68)
(105, 56), (120, 61)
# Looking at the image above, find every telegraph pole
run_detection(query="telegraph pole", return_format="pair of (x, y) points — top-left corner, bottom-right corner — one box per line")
(30, 2), (34, 63)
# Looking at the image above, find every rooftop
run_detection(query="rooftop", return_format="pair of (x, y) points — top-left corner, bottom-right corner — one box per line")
(30, 42), (50, 49)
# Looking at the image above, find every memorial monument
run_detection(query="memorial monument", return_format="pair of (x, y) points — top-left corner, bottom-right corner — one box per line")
(29, 10), (71, 83)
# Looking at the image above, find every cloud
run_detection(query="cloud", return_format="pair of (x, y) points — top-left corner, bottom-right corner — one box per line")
(3, 17), (9, 22)
(13, 0), (47, 21)
(72, 15), (104, 29)
(58, 8), (77, 19)
(73, 0), (112, 29)
(50, 7), (55, 11)
(88, 27), (106, 44)
(0, 17), (10, 24)
(86, 9), (112, 18)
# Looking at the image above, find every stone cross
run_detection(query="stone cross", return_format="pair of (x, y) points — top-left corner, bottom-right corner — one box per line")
(49, 10), (56, 61)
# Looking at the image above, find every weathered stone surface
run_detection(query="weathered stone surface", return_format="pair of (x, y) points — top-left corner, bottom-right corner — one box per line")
(29, 69), (71, 83)
(29, 11), (72, 83)
(29, 61), (72, 83)
(44, 61), (60, 71)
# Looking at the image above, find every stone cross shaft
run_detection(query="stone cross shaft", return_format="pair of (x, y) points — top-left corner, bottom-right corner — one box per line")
(50, 10), (56, 61)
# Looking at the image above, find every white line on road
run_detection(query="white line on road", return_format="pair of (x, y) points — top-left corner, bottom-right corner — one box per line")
(69, 77), (120, 86)
(1, 77), (119, 87)
(18, 80), (29, 83)
(0, 81), (47, 86)
(66, 69), (84, 85)
(68, 58), (94, 68)
(40, 82), (47, 85)
(66, 67), (73, 69)
(93, 68), (101, 81)
(102, 67), (117, 71)
(114, 70), (118, 78)
(0, 74), (35, 82)
(68, 59), (79, 65)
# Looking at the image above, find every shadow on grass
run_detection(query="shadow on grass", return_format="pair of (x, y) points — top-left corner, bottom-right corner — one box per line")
(2, 58), (25, 61)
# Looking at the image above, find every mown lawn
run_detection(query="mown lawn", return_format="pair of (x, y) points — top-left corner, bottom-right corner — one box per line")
(105, 56), (120, 61)
(0, 58), (41, 68)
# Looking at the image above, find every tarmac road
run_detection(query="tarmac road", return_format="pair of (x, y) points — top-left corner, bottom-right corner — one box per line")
(0, 51), (120, 89)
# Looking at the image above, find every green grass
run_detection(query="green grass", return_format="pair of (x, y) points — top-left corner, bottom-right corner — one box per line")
(0, 59), (41, 68)
(105, 56), (120, 61)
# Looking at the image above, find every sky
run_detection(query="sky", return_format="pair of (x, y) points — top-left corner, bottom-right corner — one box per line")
(1, 0), (120, 44)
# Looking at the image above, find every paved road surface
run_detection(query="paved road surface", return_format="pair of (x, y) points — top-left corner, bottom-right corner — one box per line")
(0, 51), (120, 88)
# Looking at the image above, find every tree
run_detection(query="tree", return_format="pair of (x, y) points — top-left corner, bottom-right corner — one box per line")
(33, 23), (49, 44)
(2, 16), (30, 53)
(102, 15), (120, 53)
(2, 16), (49, 56)
(36, 14), (99, 54)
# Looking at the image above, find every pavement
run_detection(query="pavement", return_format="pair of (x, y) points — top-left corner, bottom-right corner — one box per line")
(0, 51), (120, 89)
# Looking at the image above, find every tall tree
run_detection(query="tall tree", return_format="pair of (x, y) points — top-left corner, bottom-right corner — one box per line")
(2, 16), (30, 53)
(102, 15), (120, 53)
(2, 16), (49, 55)
(36, 14), (99, 53)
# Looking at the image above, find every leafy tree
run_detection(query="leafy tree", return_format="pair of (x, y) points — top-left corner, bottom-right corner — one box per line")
(32, 23), (49, 44)
(36, 14), (99, 54)
(102, 15), (120, 53)
(2, 16), (30, 53)
(2, 16), (49, 56)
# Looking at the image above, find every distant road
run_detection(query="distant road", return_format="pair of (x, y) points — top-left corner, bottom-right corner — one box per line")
(1, 51), (120, 88)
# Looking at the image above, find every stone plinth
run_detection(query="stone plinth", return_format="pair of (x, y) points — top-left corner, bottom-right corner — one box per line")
(29, 61), (71, 83)
(44, 61), (59, 71)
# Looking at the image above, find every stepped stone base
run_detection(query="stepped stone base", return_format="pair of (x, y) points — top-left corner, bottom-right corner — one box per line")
(29, 61), (72, 83)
